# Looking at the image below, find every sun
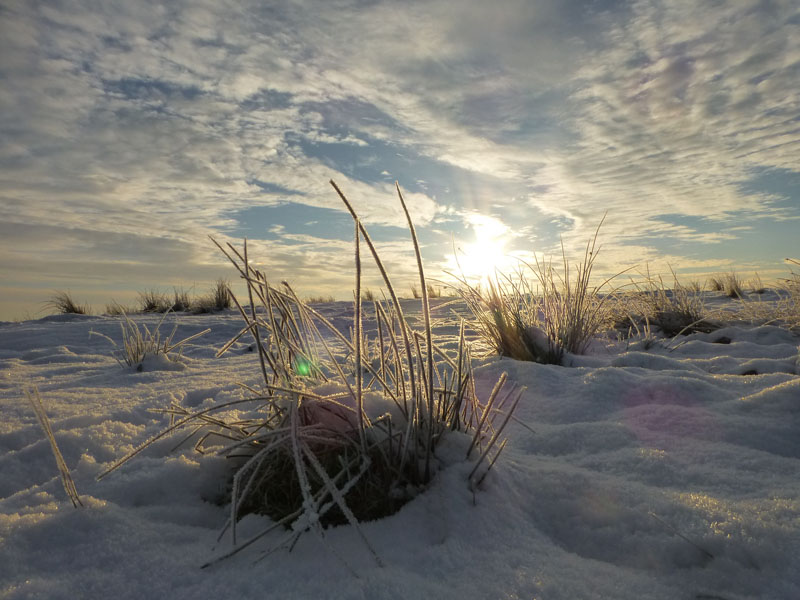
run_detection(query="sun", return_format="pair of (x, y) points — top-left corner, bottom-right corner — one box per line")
(450, 214), (512, 280)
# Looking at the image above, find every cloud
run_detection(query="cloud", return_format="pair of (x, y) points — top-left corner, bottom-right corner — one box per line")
(533, 0), (800, 242)
(1, 0), (799, 318)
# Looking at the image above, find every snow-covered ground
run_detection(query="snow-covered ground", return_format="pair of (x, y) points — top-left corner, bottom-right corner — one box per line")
(1, 296), (799, 600)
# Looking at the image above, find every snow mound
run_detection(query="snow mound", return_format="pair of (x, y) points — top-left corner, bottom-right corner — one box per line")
(1, 304), (798, 599)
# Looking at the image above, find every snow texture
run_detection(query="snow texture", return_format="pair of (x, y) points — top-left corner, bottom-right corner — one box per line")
(1, 298), (799, 599)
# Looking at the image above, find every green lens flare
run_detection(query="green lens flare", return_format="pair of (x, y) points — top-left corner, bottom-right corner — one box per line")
(295, 359), (311, 376)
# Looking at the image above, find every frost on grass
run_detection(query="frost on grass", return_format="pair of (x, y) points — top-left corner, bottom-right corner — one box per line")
(91, 310), (209, 371)
(452, 216), (624, 364)
(97, 181), (518, 566)
(25, 387), (82, 508)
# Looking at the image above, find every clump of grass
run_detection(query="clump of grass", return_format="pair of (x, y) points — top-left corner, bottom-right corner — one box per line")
(362, 288), (376, 302)
(171, 287), (193, 312)
(711, 264), (800, 328)
(452, 216), (621, 364)
(532, 227), (623, 356)
(192, 279), (231, 313)
(211, 278), (231, 310)
(781, 258), (800, 328)
(707, 276), (724, 292)
(454, 274), (563, 364)
(686, 280), (703, 293)
(99, 181), (519, 568)
(190, 296), (217, 314)
(305, 295), (336, 304)
(44, 291), (90, 315)
(723, 272), (744, 298)
(786, 259), (800, 291)
(750, 272), (766, 294)
(604, 292), (658, 347)
(105, 302), (135, 316)
(632, 269), (716, 336)
(92, 310), (209, 370)
(709, 272), (744, 298)
(138, 289), (171, 313)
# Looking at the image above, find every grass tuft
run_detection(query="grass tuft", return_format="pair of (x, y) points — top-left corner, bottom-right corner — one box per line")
(105, 302), (135, 316)
(722, 272), (744, 298)
(171, 287), (193, 312)
(453, 216), (622, 364)
(426, 283), (442, 298)
(92, 310), (209, 370)
(781, 258), (800, 328)
(98, 181), (519, 567)
(630, 269), (715, 337)
(138, 289), (171, 313)
(305, 295), (336, 304)
(749, 272), (766, 294)
(211, 278), (231, 310)
(191, 279), (232, 313)
(686, 280), (703, 293)
(454, 275), (563, 364)
(709, 272), (744, 298)
(44, 291), (89, 315)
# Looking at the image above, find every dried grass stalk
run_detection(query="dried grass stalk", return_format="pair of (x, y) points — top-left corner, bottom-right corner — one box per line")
(98, 181), (519, 568)
(26, 387), (82, 508)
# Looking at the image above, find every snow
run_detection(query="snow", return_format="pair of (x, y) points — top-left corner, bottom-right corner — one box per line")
(1, 298), (799, 599)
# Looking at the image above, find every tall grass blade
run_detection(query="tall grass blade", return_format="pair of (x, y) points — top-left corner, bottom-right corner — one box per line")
(25, 387), (82, 507)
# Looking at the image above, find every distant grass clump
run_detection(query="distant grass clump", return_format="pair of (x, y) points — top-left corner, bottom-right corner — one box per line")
(99, 181), (518, 567)
(750, 272), (767, 294)
(190, 296), (217, 314)
(411, 283), (445, 299)
(686, 280), (703, 294)
(191, 279), (231, 313)
(73, 280), (231, 317)
(138, 289), (171, 313)
(453, 217), (621, 364)
(723, 272), (744, 298)
(708, 272), (744, 298)
(782, 258), (800, 328)
(707, 276), (723, 292)
(171, 287), (193, 312)
(703, 262), (800, 329)
(783, 259), (799, 289)
(305, 295), (336, 304)
(105, 302), (135, 316)
(211, 278), (231, 310)
(426, 283), (442, 298)
(631, 269), (715, 337)
(44, 291), (90, 315)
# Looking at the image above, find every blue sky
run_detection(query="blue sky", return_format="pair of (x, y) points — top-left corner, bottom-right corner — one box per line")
(1, 0), (799, 319)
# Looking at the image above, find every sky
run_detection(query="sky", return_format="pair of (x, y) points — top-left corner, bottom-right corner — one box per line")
(1, 0), (799, 320)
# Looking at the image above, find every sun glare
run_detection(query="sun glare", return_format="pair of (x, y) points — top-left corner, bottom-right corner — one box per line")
(450, 214), (512, 280)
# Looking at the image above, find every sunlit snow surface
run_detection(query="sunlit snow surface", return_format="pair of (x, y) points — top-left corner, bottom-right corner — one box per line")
(1, 297), (799, 600)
